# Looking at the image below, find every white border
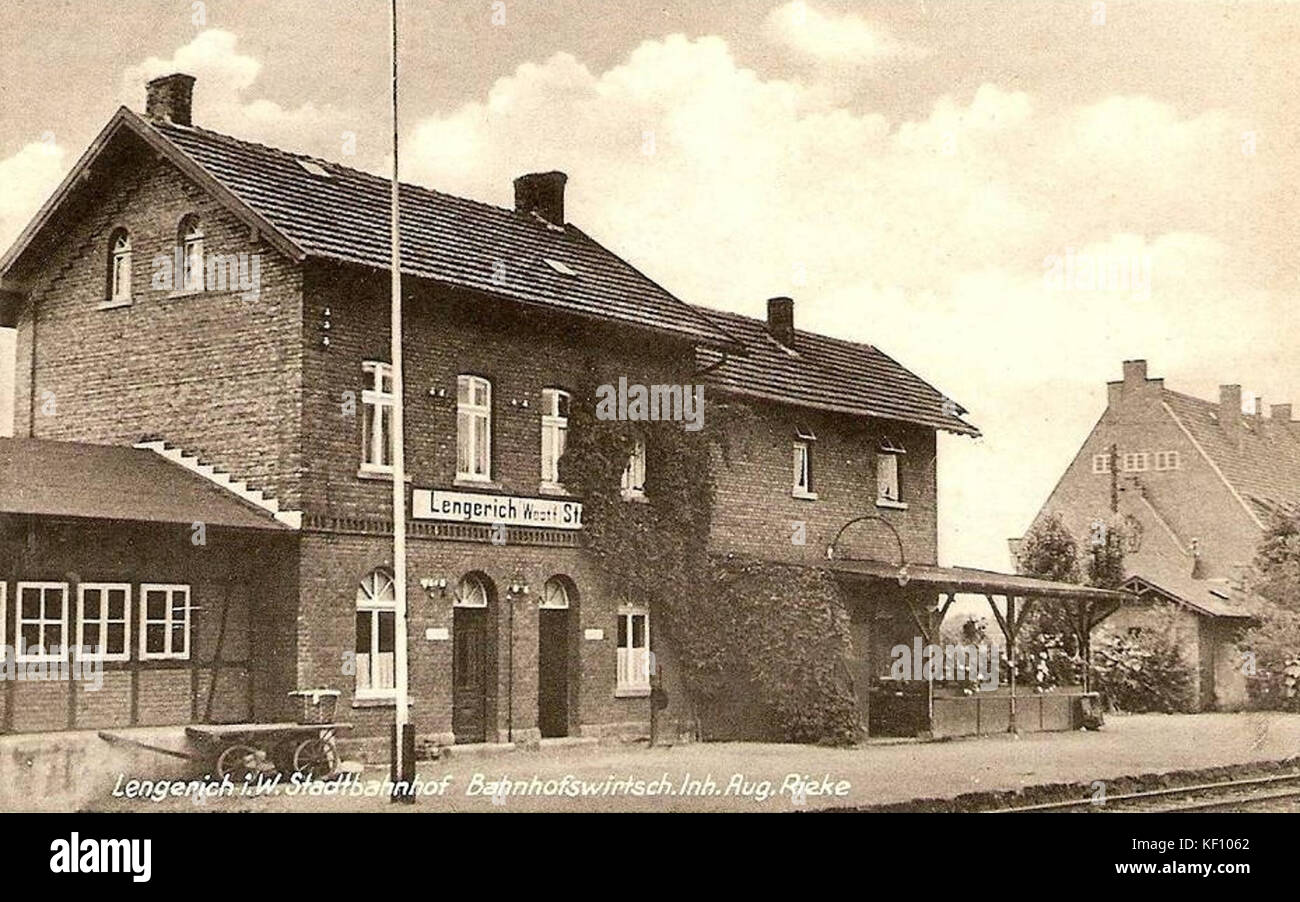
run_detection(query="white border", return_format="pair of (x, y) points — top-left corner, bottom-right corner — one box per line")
(139, 583), (191, 661)
(77, 582), (132, 662)
(14, 581), (69, 663)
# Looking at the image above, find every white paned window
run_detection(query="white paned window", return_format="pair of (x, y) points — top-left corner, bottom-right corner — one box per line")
(616, 607), (650, 694)
(356, 569), (396, 697)
(361, 361), (395, 473)
(16, 582), (68, 663)
(139, 584), (191, 661)
(110, 231), (132, 302)
(1092, 454), (1112, 474)
(78, 583), (131, 661)
(541, 388), (571, 488)
(792, 441), (815, 497)
(457, 375), (492, 481)
(180, 216), (204, 291)
(621, 437), (647, 498)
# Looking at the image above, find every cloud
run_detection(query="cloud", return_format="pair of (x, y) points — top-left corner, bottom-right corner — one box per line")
(762, 2), (929, 65)
(0, 139), (68, 252)
(120, 30), (355, 160)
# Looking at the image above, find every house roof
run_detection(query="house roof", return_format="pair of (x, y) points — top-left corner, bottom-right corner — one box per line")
(695, 308), (979, 436)
(0, 438), (289, 531)
(1161, 389), (1300, 524)
(1121, 573), (1256, 620)
(1, 106), (980, 436)
(151, 113), (738, 349)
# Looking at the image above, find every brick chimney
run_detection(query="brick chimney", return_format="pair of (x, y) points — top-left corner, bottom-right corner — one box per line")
(514, 171), (567, 226)
(767, 297), (795, 347)
(145, 73), (196, 126)
(1272, 404), (1292, 422)
(1219, 384), (1242, 442)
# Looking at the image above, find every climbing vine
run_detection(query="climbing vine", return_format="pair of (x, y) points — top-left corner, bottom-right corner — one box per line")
(558, 364), (859, 744)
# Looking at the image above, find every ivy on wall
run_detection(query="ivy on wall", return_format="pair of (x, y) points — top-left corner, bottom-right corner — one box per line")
(558, 367), (859, 744)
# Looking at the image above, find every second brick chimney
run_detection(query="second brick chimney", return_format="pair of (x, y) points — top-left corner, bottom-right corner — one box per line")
(1219, 384), (1243, 442)
(514, 171), (567, 226)
(767, 297), (795, 347)
(145, 73), (196, 126)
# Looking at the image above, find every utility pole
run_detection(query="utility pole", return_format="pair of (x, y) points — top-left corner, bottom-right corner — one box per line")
(388, 0), (415, 802)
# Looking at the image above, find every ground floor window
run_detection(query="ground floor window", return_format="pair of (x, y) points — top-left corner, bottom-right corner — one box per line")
(78, 583), (131, 661)
(616, 606), (650, 694)
(356, 569), (396, 698)
(140, 584), (191, 660)
(16, 582), (68, 662)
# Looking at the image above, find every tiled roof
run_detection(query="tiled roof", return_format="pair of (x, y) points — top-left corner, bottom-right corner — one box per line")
(0, 438), (289, 531)
(1122, 573), (1255, 620)
(694, 308), (979, 435)
(1161, 389), (1300, 521)
(145, 117), (736, 348)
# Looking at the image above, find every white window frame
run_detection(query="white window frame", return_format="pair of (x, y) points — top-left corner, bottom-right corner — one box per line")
(539, 577), (570, 610)
(1154, 450), (1181, 471)
(77, 583), (132, 662)
(453, 574), (490, 609)
(110, 231), (132, 303)
(616, 606), (651, 695)
(15, 582), (69, 663)
(360, 361), (395, 475)
(621, 437), (647, 499)
(792, 441), (816, 499)
(355, 569), (397, 699)
(457, 375), (493, 482)
(139, 584), (191, 661)
(1123, 451), (1150, 473)
(876, 452), (906, 508)
(1092, 454), (1112, 474)
(181, 217), (204, 291)
(540, 388), (571, 490)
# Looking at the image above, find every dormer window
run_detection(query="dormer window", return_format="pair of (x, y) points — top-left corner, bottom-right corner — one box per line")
(179, 215), (204, 291)
(107, 229), (132, 304)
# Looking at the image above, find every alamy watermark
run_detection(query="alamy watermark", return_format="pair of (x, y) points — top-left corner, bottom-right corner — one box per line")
(888, 640), (1000, 691)
(1043, 247), (1152, 302)
(151, 249), (262, 302)
(0, 644), (105, 691)
(595, 376), (705, 431)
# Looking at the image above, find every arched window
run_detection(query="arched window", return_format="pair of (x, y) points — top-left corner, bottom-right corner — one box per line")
(539, 576), (571, 610)
(456, 375), (492, 481)
(108, 229), (132, 303)
(355, 568), (396, 697)
(453, 572), (490, 608)
(178, 215), (204, 291)
(621, 434), (647, 499)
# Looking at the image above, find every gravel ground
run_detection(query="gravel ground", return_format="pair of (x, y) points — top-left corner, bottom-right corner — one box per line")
(87, 711), (1300, 813)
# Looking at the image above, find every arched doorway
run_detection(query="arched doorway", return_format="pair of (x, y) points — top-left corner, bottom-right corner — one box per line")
(537, 576), (575, 738)
(452, 572), (493, 743)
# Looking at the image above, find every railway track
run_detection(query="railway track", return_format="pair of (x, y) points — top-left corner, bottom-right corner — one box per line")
(990, 772), (1300, 813)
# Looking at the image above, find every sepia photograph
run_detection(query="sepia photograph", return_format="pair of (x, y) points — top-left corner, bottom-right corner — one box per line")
(0, 0), (1296, 882)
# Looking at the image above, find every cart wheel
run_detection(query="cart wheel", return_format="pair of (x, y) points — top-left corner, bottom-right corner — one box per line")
(216, 744), (263, 782)
(292, 737), (339, 779)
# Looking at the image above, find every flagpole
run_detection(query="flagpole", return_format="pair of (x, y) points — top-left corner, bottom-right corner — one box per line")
(388, 0), (414, 801)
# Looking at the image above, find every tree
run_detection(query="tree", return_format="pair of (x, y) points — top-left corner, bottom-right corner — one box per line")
(1241, 511), (1300, 709)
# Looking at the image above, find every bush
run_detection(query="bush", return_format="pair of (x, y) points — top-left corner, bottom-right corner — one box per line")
(1090, 606), (1195, 713)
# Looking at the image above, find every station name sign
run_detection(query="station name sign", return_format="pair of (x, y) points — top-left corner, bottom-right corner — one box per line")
(412, 489), (583, 530)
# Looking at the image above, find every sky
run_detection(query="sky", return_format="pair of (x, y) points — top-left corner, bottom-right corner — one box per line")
(1, 0), (1297, 572)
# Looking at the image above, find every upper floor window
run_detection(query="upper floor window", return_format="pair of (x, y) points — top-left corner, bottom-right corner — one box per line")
(361, 361), (394, 474)
(622, 436), (647, 499)
(179, 215), (204, 291)
(541, 388), (571, 489)
(108, 229), (132, 303)
(1154, 450), (1181, 471)
(457, 375), (492, 481)
(1092, 453), (1112, 474)
(1122, 451), (1150, 473)
(355, 569), (396, 698)
(792, 427), (816, 499)
(139, 584), (191, 661)
(876, 453), (903, 506)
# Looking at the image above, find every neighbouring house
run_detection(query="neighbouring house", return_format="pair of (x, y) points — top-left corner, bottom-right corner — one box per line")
(0, 72), (1124, 747)
(1017, 359), (1285, 711)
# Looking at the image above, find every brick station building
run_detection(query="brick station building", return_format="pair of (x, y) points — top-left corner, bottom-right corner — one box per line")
(0, 74), (1120, 747)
